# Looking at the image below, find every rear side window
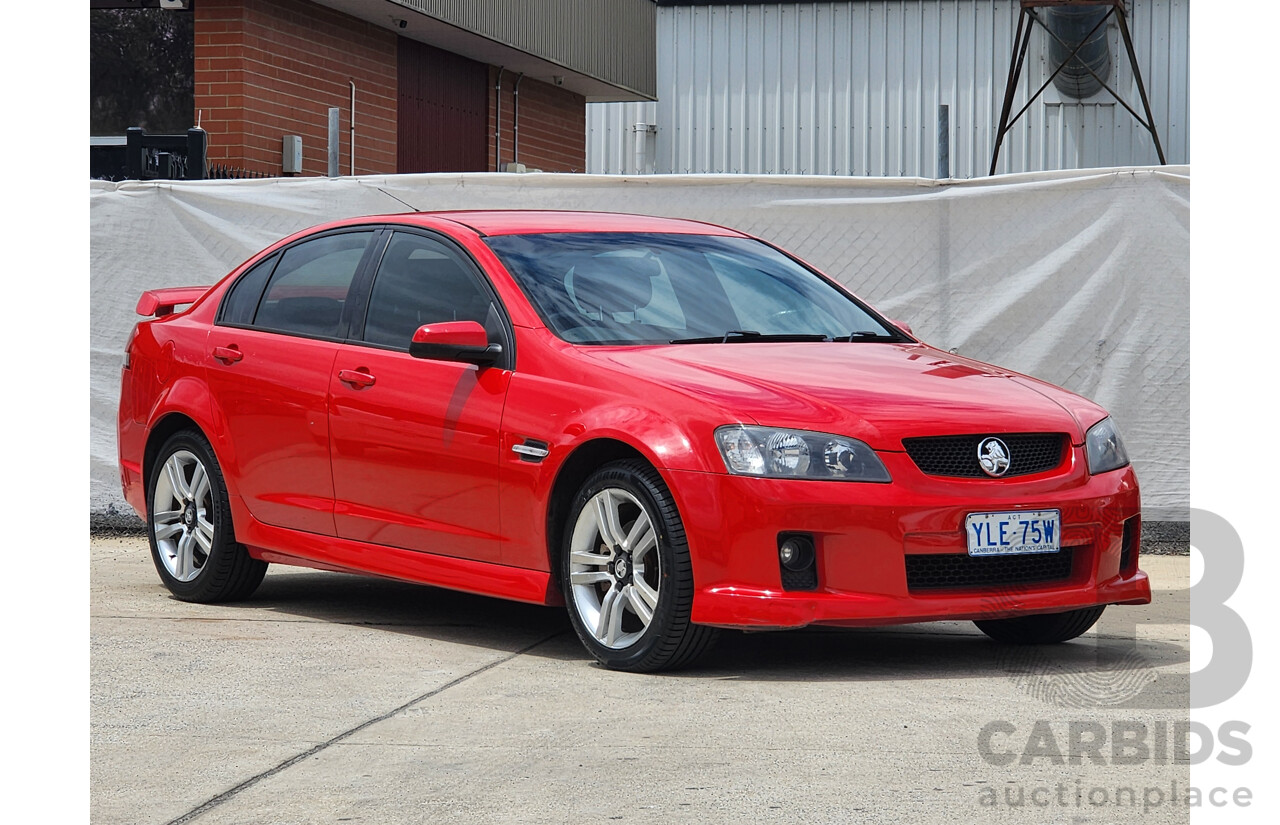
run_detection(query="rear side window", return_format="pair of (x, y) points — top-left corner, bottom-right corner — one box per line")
(361, 232), (500, 349)
(253, 231), (375, 338)
(219, 253), (277, 326)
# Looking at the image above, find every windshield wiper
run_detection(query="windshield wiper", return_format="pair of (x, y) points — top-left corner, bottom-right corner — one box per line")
(835, 330), (895, 341)
(669, 330), (831, 344)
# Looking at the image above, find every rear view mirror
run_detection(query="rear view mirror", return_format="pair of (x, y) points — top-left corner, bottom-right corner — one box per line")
(889, 318), (914, 337)
(409, 321), (502, 366)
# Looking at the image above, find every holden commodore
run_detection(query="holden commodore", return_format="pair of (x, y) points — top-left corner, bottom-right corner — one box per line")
(117, 210), (1150, 672)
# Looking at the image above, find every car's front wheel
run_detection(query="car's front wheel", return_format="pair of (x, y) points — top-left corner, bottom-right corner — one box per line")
(147, 429), (266, 602)
(561, 460), (719, 672)
(974, 605), (1106, 644)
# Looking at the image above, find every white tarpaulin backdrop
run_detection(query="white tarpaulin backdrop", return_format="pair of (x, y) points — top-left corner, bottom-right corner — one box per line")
(90, 167), (1189, 521)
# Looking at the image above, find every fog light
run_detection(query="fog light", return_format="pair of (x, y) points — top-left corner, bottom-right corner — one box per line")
(778, 535), (814, 571)
(777, 533), (818, 591)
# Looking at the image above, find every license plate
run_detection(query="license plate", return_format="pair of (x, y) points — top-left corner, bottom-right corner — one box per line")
(965, 510), (1060, 556)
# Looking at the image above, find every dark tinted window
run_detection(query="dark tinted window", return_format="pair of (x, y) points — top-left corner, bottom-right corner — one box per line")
(219, 253), (276, 327)
(362, 233), (499, 349)
(485, 232), (894, 345)
(253, 232), (374, 338)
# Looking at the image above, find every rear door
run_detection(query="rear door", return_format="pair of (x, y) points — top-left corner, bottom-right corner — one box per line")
(207, 228), (382, 536)
(328, 229), (512, 562)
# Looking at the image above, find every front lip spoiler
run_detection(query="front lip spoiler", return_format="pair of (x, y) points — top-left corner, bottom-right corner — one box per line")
(690, 570), (1151, 630)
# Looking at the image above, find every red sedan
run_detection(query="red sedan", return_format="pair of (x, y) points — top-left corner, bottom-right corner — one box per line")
(118, 211), (1149, 671)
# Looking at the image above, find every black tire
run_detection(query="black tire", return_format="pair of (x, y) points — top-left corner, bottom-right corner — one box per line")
(146, 429), (266, 602)
(560, 460), (719, 672)
(974, 605), (1106, 644)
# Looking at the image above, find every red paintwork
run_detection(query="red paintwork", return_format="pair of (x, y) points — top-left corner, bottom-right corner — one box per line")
(136, 286), (211, 318)
(329, 342), (510, 562)
(118, 210), (1150, 628)
(204, 328), (341, 535)
(242, 511), (557, 606)
(668, 455), (1145, 628)
(411, 320), (489, 348)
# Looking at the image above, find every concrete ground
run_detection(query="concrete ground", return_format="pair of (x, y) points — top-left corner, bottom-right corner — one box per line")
(92, 536), (1190, 825)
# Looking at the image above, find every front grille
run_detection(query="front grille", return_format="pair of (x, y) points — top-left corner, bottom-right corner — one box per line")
(902, 433), (1066, 478)
(906, 549), (1074, 590)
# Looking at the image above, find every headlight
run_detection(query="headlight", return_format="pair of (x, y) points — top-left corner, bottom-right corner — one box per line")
(1085, 417), (1130, 474)
(714, 425), (891, 482)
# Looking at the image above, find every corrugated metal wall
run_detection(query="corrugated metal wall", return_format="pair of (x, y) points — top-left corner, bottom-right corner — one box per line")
(390, 0), (658, 99)
(587, 0), (1188, 177)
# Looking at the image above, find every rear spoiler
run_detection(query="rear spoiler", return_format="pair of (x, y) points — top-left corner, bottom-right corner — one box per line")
(136, 286), (211, 318)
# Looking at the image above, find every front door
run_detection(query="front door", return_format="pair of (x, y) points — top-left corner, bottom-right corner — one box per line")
(328, 230), (512, 562)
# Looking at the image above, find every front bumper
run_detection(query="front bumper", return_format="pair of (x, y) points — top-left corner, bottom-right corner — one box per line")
(668, 447), (1149, 629)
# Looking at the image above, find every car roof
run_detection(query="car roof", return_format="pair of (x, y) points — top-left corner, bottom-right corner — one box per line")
(351, 210), (749, 238)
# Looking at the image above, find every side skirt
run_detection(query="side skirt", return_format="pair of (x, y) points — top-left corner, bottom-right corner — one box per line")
(237, 512), (562, 607)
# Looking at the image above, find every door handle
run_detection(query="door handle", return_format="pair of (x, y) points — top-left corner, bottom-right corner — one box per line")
(338, 369), (376, 389)
(212, 345), (243, 364)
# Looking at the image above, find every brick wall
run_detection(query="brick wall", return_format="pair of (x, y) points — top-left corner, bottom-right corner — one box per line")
(195, 0), (588, 177)
(195, 0), (397, 177)
(488, 69), (587, 173)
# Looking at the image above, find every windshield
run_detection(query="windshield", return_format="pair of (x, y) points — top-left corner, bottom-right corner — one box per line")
(484, 232), (902, 345)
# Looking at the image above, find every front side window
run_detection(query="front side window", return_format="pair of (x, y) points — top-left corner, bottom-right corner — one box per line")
(252, 231), (374, 338)
(485, 232), (898, 345)
(361, 232), (501, 349)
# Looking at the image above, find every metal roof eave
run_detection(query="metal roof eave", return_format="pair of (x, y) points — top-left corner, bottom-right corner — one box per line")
(310, 0), (657, 102)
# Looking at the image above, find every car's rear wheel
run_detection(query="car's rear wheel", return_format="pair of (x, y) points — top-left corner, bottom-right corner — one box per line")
(147, 430), (266, 602)
(974, 605), (1106, 644)
(561, 460), (719, 672)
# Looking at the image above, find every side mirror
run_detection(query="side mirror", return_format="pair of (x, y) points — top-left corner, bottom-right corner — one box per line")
(889, 318), (914, 337)
(409, 321), (502, 366)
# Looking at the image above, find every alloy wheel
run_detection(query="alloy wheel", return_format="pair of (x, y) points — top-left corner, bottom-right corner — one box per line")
(567, 488), (662, 649)
(151, 449), (215, 582)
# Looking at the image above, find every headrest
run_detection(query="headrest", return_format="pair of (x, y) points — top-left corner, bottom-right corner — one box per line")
(382, 245), (448, 278)
(570, 256), (660, 315)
